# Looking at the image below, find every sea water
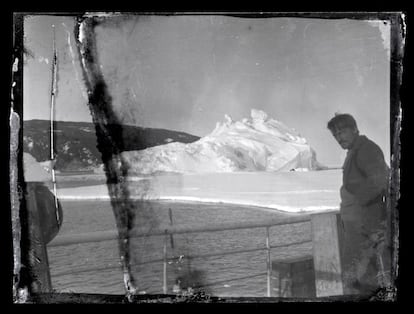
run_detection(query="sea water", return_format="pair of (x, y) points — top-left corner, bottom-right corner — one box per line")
(48, 200), (313, 297)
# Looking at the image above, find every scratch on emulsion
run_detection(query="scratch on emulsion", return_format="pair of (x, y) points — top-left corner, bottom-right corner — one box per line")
(75, 16), (139, 301)
(62, 22), (88, 101)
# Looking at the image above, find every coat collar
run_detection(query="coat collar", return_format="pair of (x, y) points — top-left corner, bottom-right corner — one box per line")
(342, 135), (367, 171)
(349, 134), (367, 152)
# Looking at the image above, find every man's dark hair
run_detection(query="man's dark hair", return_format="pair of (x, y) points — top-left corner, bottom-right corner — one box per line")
(327, 113), (358, 131)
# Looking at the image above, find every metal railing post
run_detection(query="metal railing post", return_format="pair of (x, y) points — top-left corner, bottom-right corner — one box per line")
(162, 231), (168, 294)
(266, 226), (271, 297)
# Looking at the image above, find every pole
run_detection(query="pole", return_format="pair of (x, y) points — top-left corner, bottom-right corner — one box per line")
(168, 208), (174, 249)
(163, 231), (168, 294)
(266, 226), (271, 297)
(50, 25), (60, 223)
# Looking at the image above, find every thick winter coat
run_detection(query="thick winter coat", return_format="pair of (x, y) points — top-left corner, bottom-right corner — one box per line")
(339, 135), (391, 294)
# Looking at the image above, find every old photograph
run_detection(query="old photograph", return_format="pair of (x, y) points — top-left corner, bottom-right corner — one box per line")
(10, 12), (405, 303)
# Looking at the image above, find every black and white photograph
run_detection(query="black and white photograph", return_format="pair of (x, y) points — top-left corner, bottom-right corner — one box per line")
(9, 12), (405, 303)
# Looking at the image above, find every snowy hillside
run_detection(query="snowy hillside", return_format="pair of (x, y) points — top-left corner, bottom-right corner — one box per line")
(122, 109), (325, 175)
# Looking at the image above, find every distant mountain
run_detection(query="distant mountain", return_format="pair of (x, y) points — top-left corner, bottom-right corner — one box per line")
(23, 120), (200, 171)
(123, 109), (326, 175)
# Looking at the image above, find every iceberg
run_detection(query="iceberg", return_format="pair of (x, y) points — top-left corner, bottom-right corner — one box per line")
(122, 109), (325, 175)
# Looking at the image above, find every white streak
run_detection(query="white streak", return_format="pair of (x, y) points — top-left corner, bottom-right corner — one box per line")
(38, 56), (49, 64)
(401, 13), (407, 39)
(12, 57), (19, 72)
(78, 20), (86, 44)
(62, 22), (88, 101)
(367, 20), (391, 58)
(84, 12), (122, 18)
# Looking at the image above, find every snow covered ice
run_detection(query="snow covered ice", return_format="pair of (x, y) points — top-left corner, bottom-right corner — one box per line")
(122, 109), (325, 175)
(57, 170), (341, 213)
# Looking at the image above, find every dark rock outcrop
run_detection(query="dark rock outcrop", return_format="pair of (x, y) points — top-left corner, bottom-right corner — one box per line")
(23, 119), (200, 171)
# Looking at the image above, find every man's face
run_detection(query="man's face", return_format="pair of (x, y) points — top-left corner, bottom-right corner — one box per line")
(331, 126), (358, 150)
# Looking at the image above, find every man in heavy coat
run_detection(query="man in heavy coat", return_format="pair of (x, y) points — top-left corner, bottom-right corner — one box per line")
(327, 113), (391, 295)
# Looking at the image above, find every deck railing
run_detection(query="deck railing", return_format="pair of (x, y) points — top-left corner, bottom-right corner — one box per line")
(46, 210), (344, 297)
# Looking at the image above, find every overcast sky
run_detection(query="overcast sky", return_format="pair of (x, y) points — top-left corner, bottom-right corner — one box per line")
(23, 14), (391, 167)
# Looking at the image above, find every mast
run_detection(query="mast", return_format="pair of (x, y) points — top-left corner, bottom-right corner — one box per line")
(50, 25), (60, 223)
